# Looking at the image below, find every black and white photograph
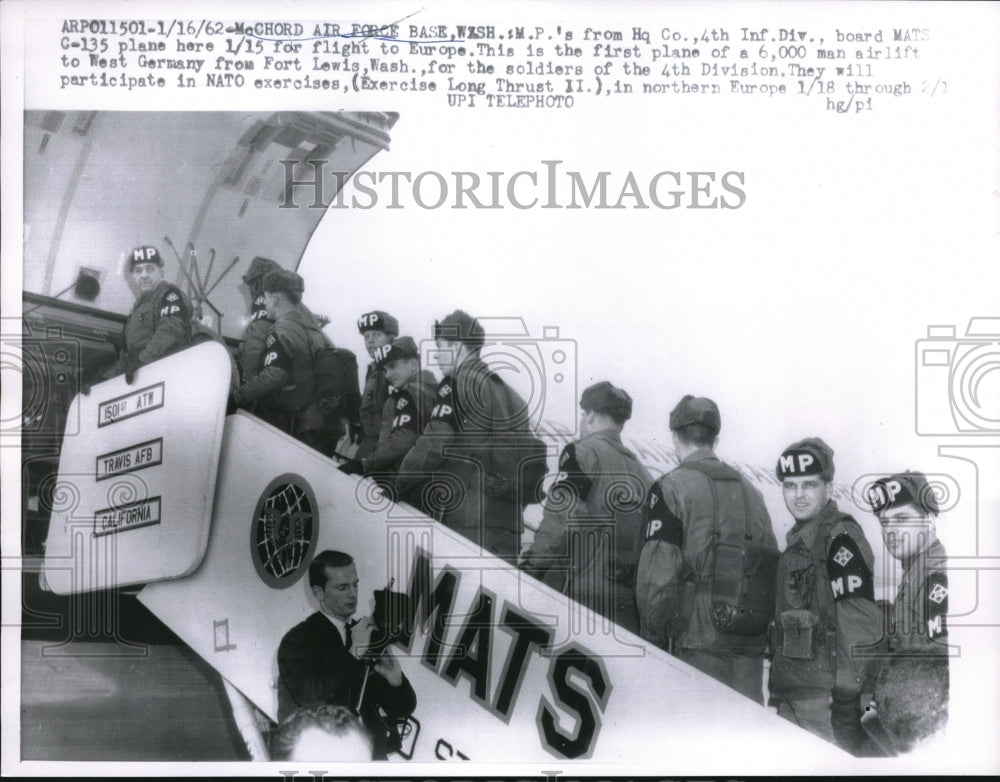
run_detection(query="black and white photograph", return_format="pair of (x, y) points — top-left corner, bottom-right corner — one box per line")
(2, 0), (998, 776)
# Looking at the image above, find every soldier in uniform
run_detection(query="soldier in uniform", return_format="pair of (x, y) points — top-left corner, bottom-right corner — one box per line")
(239, 256), (282, 383)
(635, 395), (777, 703)
(866, 470), (949, 752)
(355, 336), (438, 499)
(356, 311), (399, 462)
(395, 310), (526, 562)
(103, 245), (192, 382)
(230, 269), (328, 451)
(521, 381), (652, 635)
(770, 437), (882, 755)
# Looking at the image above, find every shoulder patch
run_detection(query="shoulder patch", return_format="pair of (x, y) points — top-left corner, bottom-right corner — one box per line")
(391, 390), (419, 434)
(261, 329), (292, 371)
(429, 378), (458, 429)
(549, 443), (593, 503)
(925, 570), (948, 639)
(157, 285), (189, 319)
(250, 293), (269, 322)
(643, 480), (684, 547)
(827, 532), (874, 602)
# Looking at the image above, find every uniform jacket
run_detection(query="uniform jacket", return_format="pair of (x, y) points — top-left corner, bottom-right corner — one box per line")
(239, 289), (271, 383)
(889, 538), (948, 655)
(106, 281), (191, 376)
(363, 369), (438, 475)
(635, 449), (777, 654)
(395, 356), (523, 539)
(236, 305), (328, 434)
(524, 429), (653, 628)
(770, 499), (882, 701)
(357, 361), (390, 461)
(277, 611), (417, 760)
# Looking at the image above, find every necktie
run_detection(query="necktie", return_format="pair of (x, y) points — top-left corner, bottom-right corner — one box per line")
(345, 619), (356, 652)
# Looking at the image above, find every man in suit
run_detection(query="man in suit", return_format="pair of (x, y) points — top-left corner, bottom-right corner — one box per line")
(277, 550), (417, 760)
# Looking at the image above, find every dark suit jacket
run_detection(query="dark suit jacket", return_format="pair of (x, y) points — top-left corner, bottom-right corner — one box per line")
(277, 612), (417, 759)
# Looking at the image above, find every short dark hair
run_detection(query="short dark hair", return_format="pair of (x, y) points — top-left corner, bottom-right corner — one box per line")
(274, 289), (302, 306)
(272, 704), (372, 760)
(673, 423), (716, 448)
(308, 550), (354, 589)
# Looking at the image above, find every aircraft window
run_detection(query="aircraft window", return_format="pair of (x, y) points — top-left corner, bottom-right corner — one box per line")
(250, 474), (319, 589)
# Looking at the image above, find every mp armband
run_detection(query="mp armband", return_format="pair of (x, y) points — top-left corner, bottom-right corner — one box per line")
(643, 481), (683, 547)
(827, 533), (874, 602)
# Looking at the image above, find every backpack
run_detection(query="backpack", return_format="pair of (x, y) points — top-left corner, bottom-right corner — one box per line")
(483, 373), (550, 507)
(680, 460), (779, 637)
(313, 346), (362, 423)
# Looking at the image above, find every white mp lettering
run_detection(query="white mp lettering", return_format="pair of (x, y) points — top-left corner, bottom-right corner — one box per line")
(797, 453), (814, 471)
(831, 577), (845, 597)
(868, 485), (886, 507)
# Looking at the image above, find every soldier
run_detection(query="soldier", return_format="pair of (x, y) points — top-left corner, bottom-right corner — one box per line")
(103, 246), (192, 382)
(770, 437), (882, 755)
(239, 256), (282, 383)
(356, 311), (399, 462)
(395, 310), (526, 562)
(635, 395), (777, 704)
(354, 337), (438, 497)
(866, 471), (949, 753)
(230, 269), (328, 451)
(867, 471), (949, 655)
(521, 381), (652, 634)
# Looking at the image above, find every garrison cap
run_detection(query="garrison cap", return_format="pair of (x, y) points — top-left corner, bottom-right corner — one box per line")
(433, 309), (485, 351)
(128, 246), (163, 271)
(357, 310), (399, 336)
(776, 436), (835, 482)
(242, 256), (281, 285)
(580, 381), (633, 422)
(866, 470), (940, 516)
(669, 395), (721, 435)
(262, 268), (304, 295)
(383, 335), (420, 365)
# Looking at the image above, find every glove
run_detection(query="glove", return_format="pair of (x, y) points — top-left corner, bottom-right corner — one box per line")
(831, 690), (867, 756)
(518, 555), (547, 582)
(318, 394), (342, 416)
(124, 355), (143, 385)
(337, 459), (364, 476)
